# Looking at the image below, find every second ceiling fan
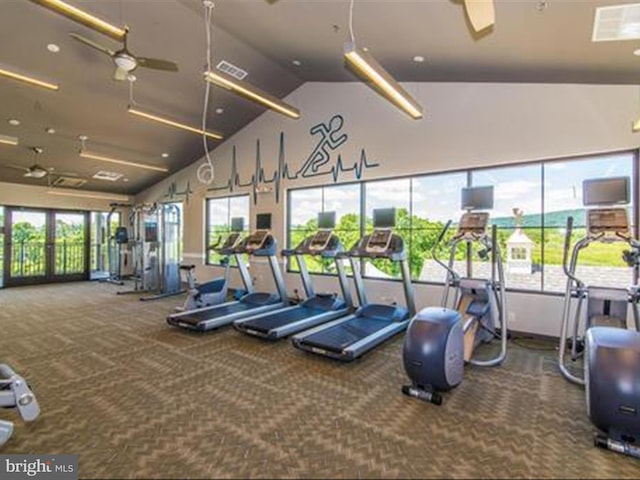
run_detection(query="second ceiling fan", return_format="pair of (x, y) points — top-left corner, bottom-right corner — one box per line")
(70, 29), (179, 81)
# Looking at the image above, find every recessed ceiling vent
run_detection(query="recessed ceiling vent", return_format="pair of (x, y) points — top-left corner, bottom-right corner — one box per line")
(216, 60), (248, 80)
(93, 171), (123, 182)
(593, 3), (640, 42)
(51, 176), (87, 188)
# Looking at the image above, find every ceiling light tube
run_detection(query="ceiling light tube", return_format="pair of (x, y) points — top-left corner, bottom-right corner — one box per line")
(80, 151), (169, 172)
(127, 107), (224, 140)
(0, 67), (59, 91)
(29, 0), (126, 42)
(204, 70), (301, 119)
(343, 42), (423, 120)
(47, 188), (130, 202)
(0, 134), (19, 146)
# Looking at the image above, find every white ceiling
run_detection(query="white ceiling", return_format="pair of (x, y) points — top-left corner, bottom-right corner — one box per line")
(0, 0), (639, 195)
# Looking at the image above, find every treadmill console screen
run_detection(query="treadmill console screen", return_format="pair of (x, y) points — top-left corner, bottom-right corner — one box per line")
(309, 230), (333, 252)
(221, 232), (242, 249)
(458, 212), (489, 236)
(246, 230), (269, 251)
(366, 229), (392, 253)
(587, 208), (630, 238)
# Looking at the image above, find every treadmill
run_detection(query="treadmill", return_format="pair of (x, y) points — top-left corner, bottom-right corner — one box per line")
(167, 213), (289, 332)
(234, 211), (354, 340)
(292, 208), (416, 361)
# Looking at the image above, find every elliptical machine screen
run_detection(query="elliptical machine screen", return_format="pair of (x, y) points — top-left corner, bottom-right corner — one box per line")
(222, 232), (242, 249)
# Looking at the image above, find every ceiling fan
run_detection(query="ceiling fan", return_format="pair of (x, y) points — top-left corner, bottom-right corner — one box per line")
(69, 29), (179, 81)
(1, 148), (79, 179)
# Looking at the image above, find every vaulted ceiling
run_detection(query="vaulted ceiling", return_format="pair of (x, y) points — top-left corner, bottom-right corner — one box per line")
(0, 0), (638, 195)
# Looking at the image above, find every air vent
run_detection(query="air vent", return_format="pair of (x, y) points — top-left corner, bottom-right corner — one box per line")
(216, 60), (248, 80)
(51, 176), (87, 188)
(593, 3), (640, 42)
(93, 171), (123, 182)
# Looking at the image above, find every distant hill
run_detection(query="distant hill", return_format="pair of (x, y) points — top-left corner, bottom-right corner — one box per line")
(492, 209), (585, 228)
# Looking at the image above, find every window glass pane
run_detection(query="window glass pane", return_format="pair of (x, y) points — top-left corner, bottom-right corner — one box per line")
(412, 173), (468, 280)
(544, 153), (634, 228)
(206, 195), (249, 265)
(543, 153), (635, 292)
(543, 227), (632, 292)
(365, 179), (410, 280)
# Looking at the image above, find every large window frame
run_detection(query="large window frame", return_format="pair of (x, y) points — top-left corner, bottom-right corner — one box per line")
(205, 194), (250, 266)
(286, 149), (639, 296)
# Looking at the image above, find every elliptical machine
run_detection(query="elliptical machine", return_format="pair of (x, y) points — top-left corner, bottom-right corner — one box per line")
(402, 186), (507, 405)
(177, 217), (245, 312)
(558, 176), (640, 459)
(0, 364), (40, 448)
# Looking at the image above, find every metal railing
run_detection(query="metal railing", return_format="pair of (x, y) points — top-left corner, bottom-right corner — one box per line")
(9, 241), (86, 277)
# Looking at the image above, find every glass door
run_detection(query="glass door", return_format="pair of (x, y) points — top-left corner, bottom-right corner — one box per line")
(3, 208), (90, 286)
(4, 209), (48, 286)
(52, 212), (88, 282)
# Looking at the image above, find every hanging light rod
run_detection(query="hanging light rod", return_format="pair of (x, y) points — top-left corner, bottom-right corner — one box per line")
(0, 66), (59, 91)
(0, 134), (19, 146)
(204, 70), (301, 120)
(343, 42), (423, 120)
(80, 151), (169, 173)
(29, 0), (127, 42)
(127, 106), (224, 141)
(47, 188), (130, 202)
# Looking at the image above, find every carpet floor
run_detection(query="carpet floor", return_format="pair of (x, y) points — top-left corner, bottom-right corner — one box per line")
(1, 281), (639, 479)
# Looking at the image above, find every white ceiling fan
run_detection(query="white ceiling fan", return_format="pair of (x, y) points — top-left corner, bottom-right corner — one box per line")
(69, 29), (179, 81)
(1, 147), (80, 180)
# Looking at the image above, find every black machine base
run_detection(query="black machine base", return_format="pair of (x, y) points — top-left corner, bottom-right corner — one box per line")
(401, 385), (442, 406)
(594, 433), (640, 459)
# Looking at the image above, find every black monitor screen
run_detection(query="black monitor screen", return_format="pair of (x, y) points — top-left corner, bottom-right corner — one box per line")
(318, 211), (336, 230)
(231, 217), (244, 232)
(461, 186), (494, 210)
(373, 208), (396, 229)
(583, 177), (630, 206)
(256, 213), (271, 230)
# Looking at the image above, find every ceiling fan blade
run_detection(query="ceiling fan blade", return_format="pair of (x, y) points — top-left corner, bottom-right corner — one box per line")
(137, 57), (179, 72)
(464, 0), (495, 33)
(113, 67), (128, 81)
(69, 33), (116, 57)
(3, 164), (30, 173)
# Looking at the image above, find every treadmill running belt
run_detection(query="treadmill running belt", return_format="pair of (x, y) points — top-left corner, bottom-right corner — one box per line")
(241, 307), (325, 333)
(173, 302), (254, 325)
(302, 316), (392, 352)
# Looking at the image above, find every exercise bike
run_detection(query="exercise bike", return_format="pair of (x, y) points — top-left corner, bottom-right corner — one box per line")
(0, 364), (40, 448)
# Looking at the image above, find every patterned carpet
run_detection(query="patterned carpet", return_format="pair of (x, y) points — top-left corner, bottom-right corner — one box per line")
(1, 282), (639, 479)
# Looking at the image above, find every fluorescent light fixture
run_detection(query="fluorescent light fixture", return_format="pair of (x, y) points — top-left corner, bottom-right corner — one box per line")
(0, 67), (59, 91)
(343, 42), (423, 120)
(633, 117), (640, 132)
(127, 107), (224, 140)
(47, 188), (130, 202)
(204, 70), (301, 119)
(0, 134), (18, 146)
(80, 151), (169, 172)
(29, 0), (126, 42)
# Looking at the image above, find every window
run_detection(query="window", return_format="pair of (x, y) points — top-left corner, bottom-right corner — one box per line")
(285, 150), (638, 295)
(471, 163), (543, 291)
(543, 153), (635, 291)
(288, 183), (361, 274)
(206, 195), (249, 265)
